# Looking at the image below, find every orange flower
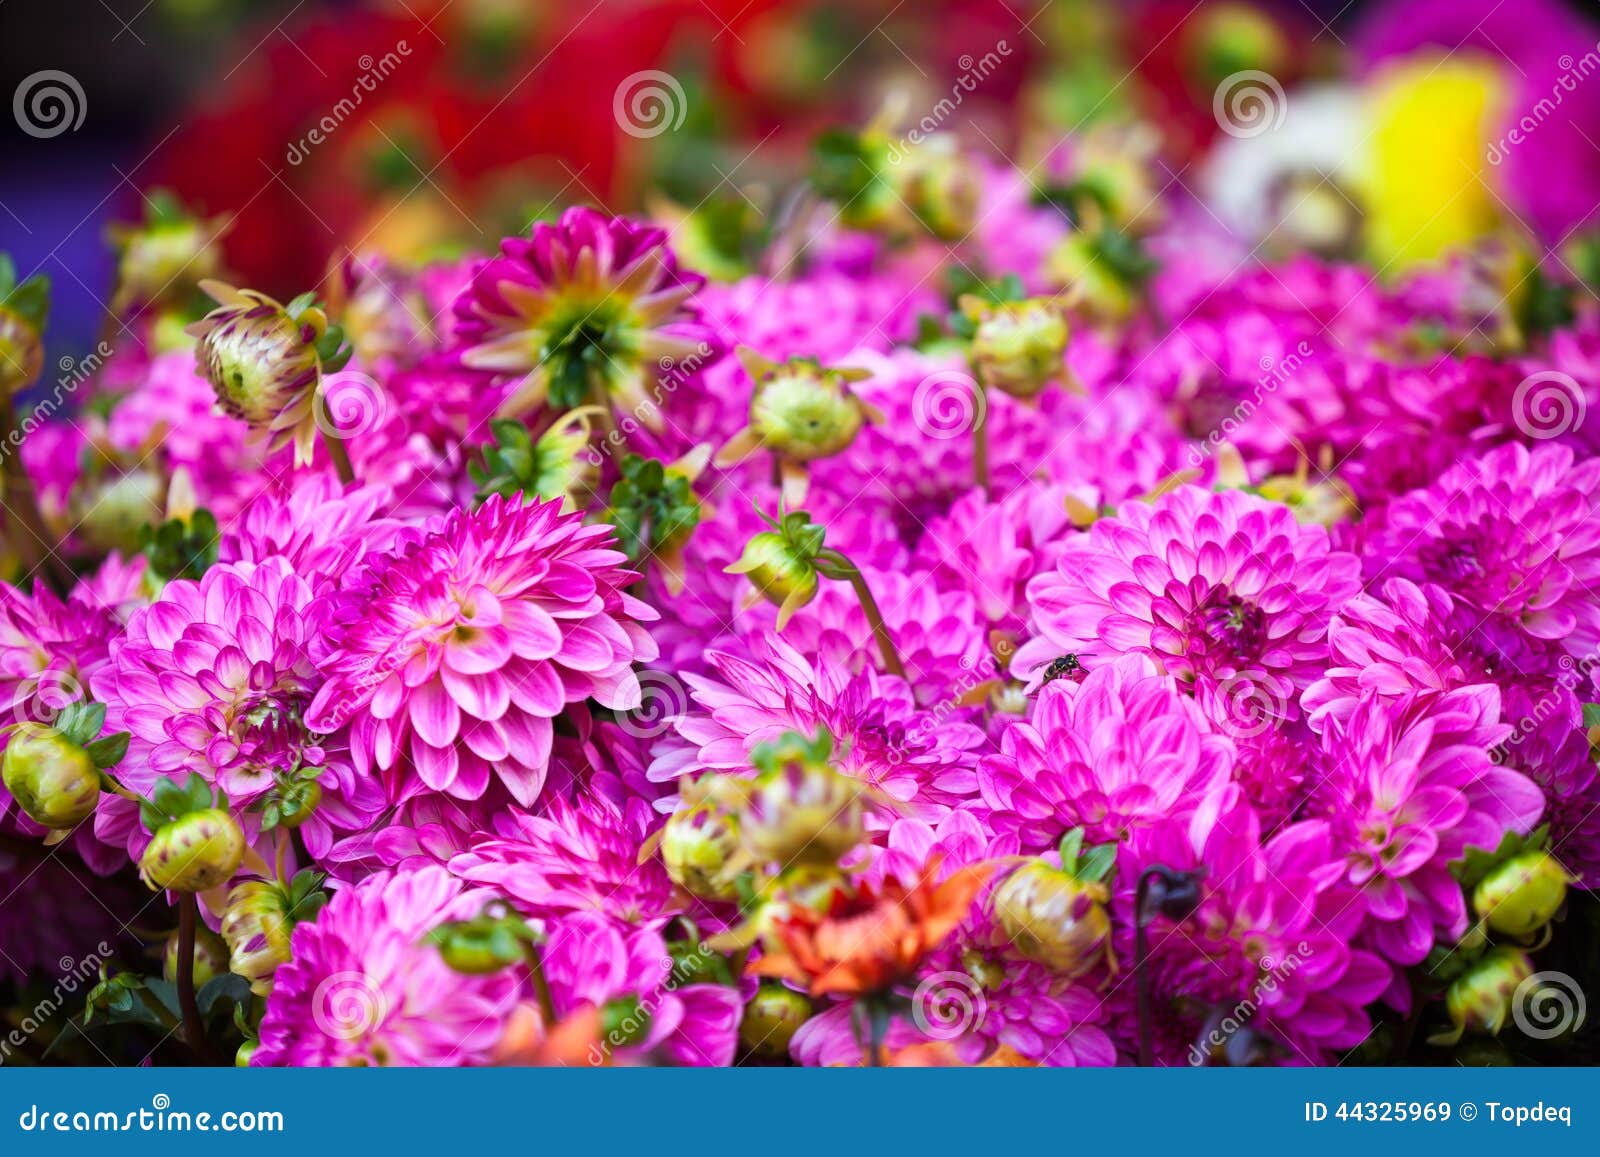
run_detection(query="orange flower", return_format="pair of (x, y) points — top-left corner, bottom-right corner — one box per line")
(749, 860), (994, 997)
(493, 1002), (603, 1067)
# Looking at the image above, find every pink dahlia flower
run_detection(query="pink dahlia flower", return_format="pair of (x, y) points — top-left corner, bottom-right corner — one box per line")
(650, 633), (987, 818)
(1364, 443), (1600, 654)
(1495, 685), (1600, 886)
(449, 790), (677, 926)
(218, 475), (404, 591)
(254, 867), (518, 1067)
(1016, 486), (1361, 715)
(1314, 687), (1545, 965)
(92, 557), (385, 860)
(541, 911), (743, 1066)
(1115, 793), (1391, 1065)
(453, 207), (716, 425)
(307, 494), (658, 808)
(979, 655), (1235, 851)
(1304, 578), (1564, 730)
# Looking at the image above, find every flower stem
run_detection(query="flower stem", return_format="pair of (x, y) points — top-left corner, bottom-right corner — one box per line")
(970, 378), (990, 498)
(176, 894), (221, 1065)
(522, 943), (558, 1028)
(820, 550), (906, 678)
(324, 434), (356, 485)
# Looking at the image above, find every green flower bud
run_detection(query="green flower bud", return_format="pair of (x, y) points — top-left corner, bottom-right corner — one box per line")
(2, 722), (100, 829)
(0, 307), (44, 395)
(235, 1039), (258, 1067)
(739, 981), (812, 1059)
(1472, 850), (1572, 938)
(1434, 947), (1534, 1045)
(163, 924), (230, 989)
(728, 531), (820, 616)
(191, 287), (323, 426)
(741, 733), (866, 866)
(992, 860), (1113, 977)
(72, 467), (168, 556)
(110, 213), (226, 315)
(220, 879), (301, 995)
(747, 360), (875, 461)
(898, 140), (981, 241)
(139, 808), (246, 892)
(964, 297), (1071, 399)
(661, 798), (746, 901)
(432, 923), (520, 975)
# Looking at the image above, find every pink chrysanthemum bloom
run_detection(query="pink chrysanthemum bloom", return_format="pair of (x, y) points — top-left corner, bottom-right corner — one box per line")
(254, 867), (518, 1067)
(979, 655), (1235, 851)
(811, 348), (1061, 536)
(218, 475), (403, 591)
(1364, 443), (1600, 654)
(306, 494), (658, 808)
(453, 207), (716, 425)
(1113, 794), (1391, 1065)
(1303, 578), (1563, 731)
(449, 790), (677, 925)
(1015, 486), (1362, 715)
(697, 268), (936, 365)
(92, 557), (385, 860)
(1313, 687), (1545, 965)
(911, 483), (1078, 633)
(649, 633), (986, 818)
(541, 911), (743, 1066)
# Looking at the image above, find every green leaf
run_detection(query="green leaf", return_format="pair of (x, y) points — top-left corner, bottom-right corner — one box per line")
(85, 731), (130, 769)
(1057, 828), (1085, 872)
(1582, 702), (1600, 729)
(1078, 844), (1117, 885)
(1450, 826), (1550, 890)
(197, 973), (252, 1019)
